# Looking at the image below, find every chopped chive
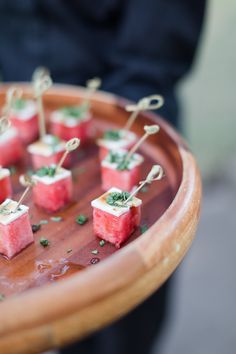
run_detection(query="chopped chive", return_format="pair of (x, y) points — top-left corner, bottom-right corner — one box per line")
(39, 238), (49, 247)
(99, 240), (106, 247)
(31, 224), (41, 233)
(76, 214), (88, 225)
(91, 249), (99, 255)
(39, 219), (48, 225)
(140, 224), (148, 234)
(50, 216), (63, 222)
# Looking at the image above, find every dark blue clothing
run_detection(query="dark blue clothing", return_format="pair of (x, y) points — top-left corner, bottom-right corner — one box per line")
(0, 1), (206, 353)
(0, 0), (205, 126)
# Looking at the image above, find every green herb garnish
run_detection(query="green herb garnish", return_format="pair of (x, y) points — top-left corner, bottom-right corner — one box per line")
(99, 240), (106, 247)
(103, 130), (121, 141)
(39, 238), (49, 247)
(106, 151), (134, 171)
(61, 105), (85, 118)
(32, 224), (41, 233)
(50, 216), (63, 222)
(76, 214), (88, 225)
(0, 294), (5, 301)
(14, 98), (26, 110)
(35, 166), (56, 177)
(91, 249), (99, 255)
(106, 191), (131, 207)
(39, 219), (49, 225)
(140, 224), (148, 234)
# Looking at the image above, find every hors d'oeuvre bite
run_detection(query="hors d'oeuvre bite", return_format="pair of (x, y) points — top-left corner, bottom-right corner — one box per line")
(97, 94), (164, 161)
(92, 165), (164, 248)
(101, 150), (143, 191)
(100, 125), (160, 191)
(0, 177), (34, 259)
(0, 116), (23, 167)
(27, 134), (68, 170)
(5, 87), (38, 144)
(0, 168), (12, 204)
(32, 138), (80, 213)
(50, 78), (101, 144)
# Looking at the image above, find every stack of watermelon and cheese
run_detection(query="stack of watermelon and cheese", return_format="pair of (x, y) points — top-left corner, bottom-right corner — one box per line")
(0, 199), (34, 259)
(50, 105), (91, 144)
(91, 188), (142, 248)
(101, 149), (144, 192)
(97, 129), (137, 161)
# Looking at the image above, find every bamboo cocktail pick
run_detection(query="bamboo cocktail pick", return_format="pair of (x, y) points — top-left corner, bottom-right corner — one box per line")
(124, 124), (160, 163)
(13, 175), (35, 212)
(3, 87), (23, 116)
(55, 137), (80, 174)
(33, 73), (52, 140)
(82, 77), (101, 110)
(124, 94), (164, 133)
(124, 164), (164, 204)
(0, 116), (11, 135)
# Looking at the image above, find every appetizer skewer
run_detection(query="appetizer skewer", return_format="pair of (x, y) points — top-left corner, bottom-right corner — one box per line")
(101, 125), (160, 191)
(97, 94), (164, 161)
(27, 71), (68, 169)
(50, 78), (101, 144)
(32, 138), (80, 213)
(92, 165), (164, 248)
(0, 176), (34, 259)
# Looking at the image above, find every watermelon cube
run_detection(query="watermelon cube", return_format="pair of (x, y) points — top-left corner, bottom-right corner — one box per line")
(0, 127), (23, 167)
(32, 167), (73, 213)
(27, 134), (69, 170)
(0, 168), (12, 204)
(91, 187), (142, 248)
(50, 106), (92, 144)
(97, 129), (137, 161)
(9, 98), (38, 144)
(0, 199), (34, 259)
(101, 150), (144, 191)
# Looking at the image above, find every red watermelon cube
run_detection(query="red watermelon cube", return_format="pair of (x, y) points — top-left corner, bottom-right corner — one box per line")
(0, 128), (23, 167)
(0, 168), (12, 204)
(0, 199), (34, 259)
(50, 106), (92, 144)
(101, 150), (144, 191)
(27, 134), (69, 170)
(97, 129), (137, 161)
(32, 167), (73, 213)
(91, 187), (142, 248)
(9, 99), (38, 144)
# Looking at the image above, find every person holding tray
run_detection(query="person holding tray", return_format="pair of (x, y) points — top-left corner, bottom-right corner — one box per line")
(0, 1), (206, 353)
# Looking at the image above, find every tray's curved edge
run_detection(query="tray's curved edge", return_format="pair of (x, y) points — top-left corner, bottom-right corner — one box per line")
(0, 145), (202, 354)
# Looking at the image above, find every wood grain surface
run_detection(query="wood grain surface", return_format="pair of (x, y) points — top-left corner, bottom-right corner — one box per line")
(0, 84), (202, 354)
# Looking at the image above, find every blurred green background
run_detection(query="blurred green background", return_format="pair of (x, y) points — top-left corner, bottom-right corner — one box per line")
(179, 0), (236, 178)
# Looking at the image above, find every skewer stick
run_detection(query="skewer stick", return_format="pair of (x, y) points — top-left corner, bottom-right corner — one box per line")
(3, 87), (23, 116)
(124, 124), (160, 163)
(13, 175), (35, 212)
(0, 116), (11, 135)
(124, 165), (164, 204)
(55, 138), (80, 174)
(32, 67), (50, 83)
(33, 74), (52, 140)
(124, 95), (164, 133)
(82, 77), (101, 109)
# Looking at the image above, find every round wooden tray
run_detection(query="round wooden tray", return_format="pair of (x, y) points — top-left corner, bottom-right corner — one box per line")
(0, 84), (202, 354)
